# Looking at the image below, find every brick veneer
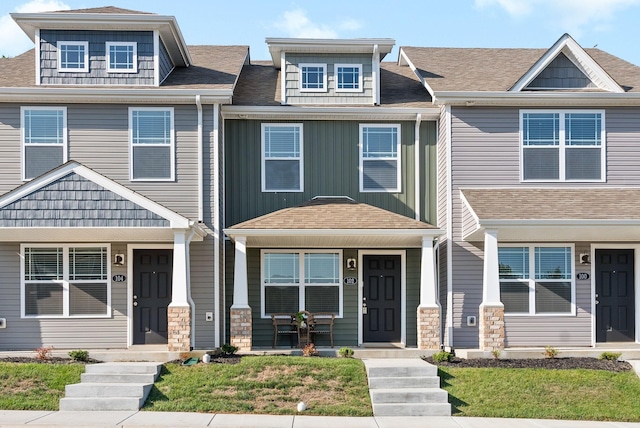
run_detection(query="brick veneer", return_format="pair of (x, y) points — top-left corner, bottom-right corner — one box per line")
(417, 306), (441, 349)
(167, 306), (191, 352)
(230, 307), (252, 351)
(479, 304), (504, 351)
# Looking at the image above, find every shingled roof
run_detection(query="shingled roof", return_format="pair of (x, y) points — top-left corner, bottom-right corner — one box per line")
(53, 6), (153, 14)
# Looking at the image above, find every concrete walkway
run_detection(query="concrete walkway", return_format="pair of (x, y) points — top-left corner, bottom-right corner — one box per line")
(2, 411), (640, 428)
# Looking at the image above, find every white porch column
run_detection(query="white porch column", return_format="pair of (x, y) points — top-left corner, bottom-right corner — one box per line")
(170, 229), (189, 306)
(230, 236), (252, 351)
(418, 236), (441, 349)
(168, 228), (191, 352)
(480, 229), (504, 351)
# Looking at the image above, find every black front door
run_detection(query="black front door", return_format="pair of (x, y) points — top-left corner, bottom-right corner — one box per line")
(133, 249), (173, 345)
(595, 249), (635, 342)
(363, 255), (401, 342)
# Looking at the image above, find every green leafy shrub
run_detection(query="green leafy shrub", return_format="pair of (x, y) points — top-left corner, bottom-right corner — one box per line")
(220, 343), (238, 356)
(338, 347), (354, 358)
(432, 351), (454, 363)
(598, 351), (622, 361)
(544, 346), (558, 359)
(68, 350), (89, 362)
(491, 349), (501, 359)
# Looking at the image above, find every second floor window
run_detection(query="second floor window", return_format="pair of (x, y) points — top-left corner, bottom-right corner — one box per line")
(360, 124), (401, 192)
(521, 110), (605, 182)
(107, 42), (137, 73)
(336, 64), (362, 92)
(21, 107), (67, 180)
(57, 41), (89, 72)
(129, 108), (174, 181)
(300, 64), (327, 92)
(262, 124), (303, 192)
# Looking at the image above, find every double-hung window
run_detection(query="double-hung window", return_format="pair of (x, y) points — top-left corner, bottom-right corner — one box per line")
(106, 42), (137, 73)
(262, 123), (303, 192)
(129, 108), (174, 181)
(299, 63), (327, 92)
(57, 41), (89, 72)
(262, 250), (342, 317)
(336, 64), (362, 92)
(360, 124), (401, 192)
(499, 245), (574, 315)
(21, 107), (67, 180)
(521, 110), (605, 181)
(22, 244), (110, 318)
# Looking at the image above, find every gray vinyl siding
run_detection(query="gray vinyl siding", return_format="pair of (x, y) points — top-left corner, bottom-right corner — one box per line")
(0, 103), (199, 220)
(225, 119), (438, 227)
(0, 242), (127, 350)
(436, 106), (449, 344)
(158, 39), (174, 83)
(39, 30), (155, 86)
(460, 199), (477, 239)
(190, 237), (215, 349)
(284, 54), (374, 105)
(527, 53), (596, 90)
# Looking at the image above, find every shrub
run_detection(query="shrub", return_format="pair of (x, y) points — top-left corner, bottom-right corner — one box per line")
(491, 349), (501, 359)
(34, 346), (54, 361)
(68, 350), (89, 362)
(432, 350), (454, 363)
(599, 351), (622, 361)
(220, 343), (238, 356)
(302, 343), (319, 357)
(179, 352), (191, 361)
(544, 346), (558, 359)
(338, 347), (354, 358)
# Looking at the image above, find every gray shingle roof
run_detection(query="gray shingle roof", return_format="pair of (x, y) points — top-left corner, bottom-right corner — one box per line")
(54, 6), (154, 14)
(402, 47), (640, 93)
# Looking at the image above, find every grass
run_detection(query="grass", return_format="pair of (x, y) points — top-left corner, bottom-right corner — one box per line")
(440, 366), (640, 422)
(143, 356), (372, 416)
(0, 362), (84, 410)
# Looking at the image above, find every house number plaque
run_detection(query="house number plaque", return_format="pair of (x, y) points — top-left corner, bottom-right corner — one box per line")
(112, 274), (126, 282)
(576, 272), (589, 280)
(344, 277), (357, 285)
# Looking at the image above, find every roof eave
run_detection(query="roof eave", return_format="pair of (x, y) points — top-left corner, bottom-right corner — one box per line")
(224, 228), (443, 239)
(221, 105), (440, 120)
(0, 88), (233, 104)
(432, 91), (640, 106)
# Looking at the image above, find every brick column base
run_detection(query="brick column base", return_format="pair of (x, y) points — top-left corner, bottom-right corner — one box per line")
(168, 305), (191, 352)
(479, 304), (504, 351)
(230, 307), (252, 351)
(417, 306), (441, 350)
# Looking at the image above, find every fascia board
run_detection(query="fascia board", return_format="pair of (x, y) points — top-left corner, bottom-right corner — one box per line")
(432, 91), (640, 106)
(0, 88), (233, 104)
(266, 38), (395, 67)
(398, 48), (435, 98)
(221, 105), (440, 120)
(224, 228), (443, 239)
(481, 219), (640, 227)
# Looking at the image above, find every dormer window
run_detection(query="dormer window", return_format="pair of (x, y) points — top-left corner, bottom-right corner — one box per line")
(336, 64), (362, 92)
(57, 41), (88, 72)
(300, 63), (327, 92)
(106, 42), (137, 73)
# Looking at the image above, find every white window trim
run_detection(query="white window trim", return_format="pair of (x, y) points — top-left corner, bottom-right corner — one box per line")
(359, 123), (402, 193)
(106, 42), (138, 73)
(260, 249), (343, 319)
(500, 243), (576, 317)
(20, 243), (112, 319)
(519, 109), (606, 183)
(335, 63), (363, 93)
(261, 123), (304, 192)
(299, 63), (327, 93)
(128, 107), (175, 182)
(57, 41), (89, 73)
(20, 106), (68, 182)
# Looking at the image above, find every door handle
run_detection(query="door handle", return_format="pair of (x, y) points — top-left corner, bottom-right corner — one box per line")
(133, 302), (138, 306)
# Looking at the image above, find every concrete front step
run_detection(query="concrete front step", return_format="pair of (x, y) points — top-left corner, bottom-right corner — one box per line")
(372, 402), (452, 416)
(365, 359), (438, 378)
(368, 376), (440, 389)
(65, 383), (152, 398)
(370, 387), (449, 403)
(84, 362), (162, 375)
(59, 397), (145, 411)
(81, 373), (157, 384)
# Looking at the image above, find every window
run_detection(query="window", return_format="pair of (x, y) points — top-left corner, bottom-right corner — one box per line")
(106, 42), (137, 73)
(129, 108), (174, 181)
(261, 124), (303, 192)
(22, 245), (110, 318)
(499, 245), (574, 315)
(336, 64), (362, 92)
(360, 124), (401, 192)
(521, 110), (605, 181)
(21, 107), (67, 180)
(299, 63), (327, 92)
(262, 250), (342, 317)
(57, 41), (89, 72)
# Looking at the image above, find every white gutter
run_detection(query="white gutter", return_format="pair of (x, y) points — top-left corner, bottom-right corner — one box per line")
(445, 105), (454, 349)
(222, 105), (440, 121)
(432, 91), (640, 106)
(224, 228), (443, 239)
(0, 88), (233, 104)
(373, 44), (380, 105)
(414, 113), (422, 221)
(213, 103), (221, 348)
(196, 95), (203, 222)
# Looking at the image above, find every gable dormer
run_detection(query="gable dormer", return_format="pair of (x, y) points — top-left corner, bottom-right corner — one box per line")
(266, 38), (394, 106)
(11, 6), (191, 87)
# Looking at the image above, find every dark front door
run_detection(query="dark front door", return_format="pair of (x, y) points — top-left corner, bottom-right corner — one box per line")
(133, 249), (173, 345)
(363, 255), (401, 342)
(595, 249), (635, 342)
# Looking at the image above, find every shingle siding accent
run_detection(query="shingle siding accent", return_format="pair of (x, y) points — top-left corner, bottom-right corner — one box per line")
(158, 38), (174, 83)
(527, 53), (596, 89)
(0, 172), (169, 227)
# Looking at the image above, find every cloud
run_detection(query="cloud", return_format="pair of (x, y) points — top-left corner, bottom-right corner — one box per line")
(273, 9), (361, 38)
(0, 0), (70, 57)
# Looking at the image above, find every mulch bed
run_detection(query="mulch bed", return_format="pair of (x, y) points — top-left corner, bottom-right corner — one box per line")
(0, 356), (101, 364)
(423, 356), (632, 372)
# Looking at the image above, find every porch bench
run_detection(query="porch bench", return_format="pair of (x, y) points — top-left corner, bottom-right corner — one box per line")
(271, 313), (298, 348)
(309, 312), (335, 348)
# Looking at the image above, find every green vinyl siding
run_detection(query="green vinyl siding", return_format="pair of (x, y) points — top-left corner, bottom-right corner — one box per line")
(224, 119), (437, 227)
(405, 248), (421, 347)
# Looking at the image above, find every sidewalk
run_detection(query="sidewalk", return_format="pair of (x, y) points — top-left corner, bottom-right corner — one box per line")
(2, 411), (640, 428)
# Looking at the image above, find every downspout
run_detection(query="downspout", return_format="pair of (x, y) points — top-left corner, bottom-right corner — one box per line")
(186, 227), (197, 348)
(414, 113), (422, 221)
(196, 95), (203, 222)
(372, 44), (380, 105)
(213, 103), (221, 348)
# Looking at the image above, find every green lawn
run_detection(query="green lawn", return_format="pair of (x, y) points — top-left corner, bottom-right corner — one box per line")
(440, 366), (640, 422)
(0, 362), (84, 410)
(144, 356), (372, 416)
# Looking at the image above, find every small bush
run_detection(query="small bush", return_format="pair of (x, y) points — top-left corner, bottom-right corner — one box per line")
(68, 350), (89, 362)
(220, 343), (238, 356)
(34, 346), (54, 361)
(338, 347), (354, 358)
(544, 346), (558, 359)
(599, 351), (622, 361)
(432, 350), (454, 363)
(491, 349), (501, 359)
(302, 343), (319, 357)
